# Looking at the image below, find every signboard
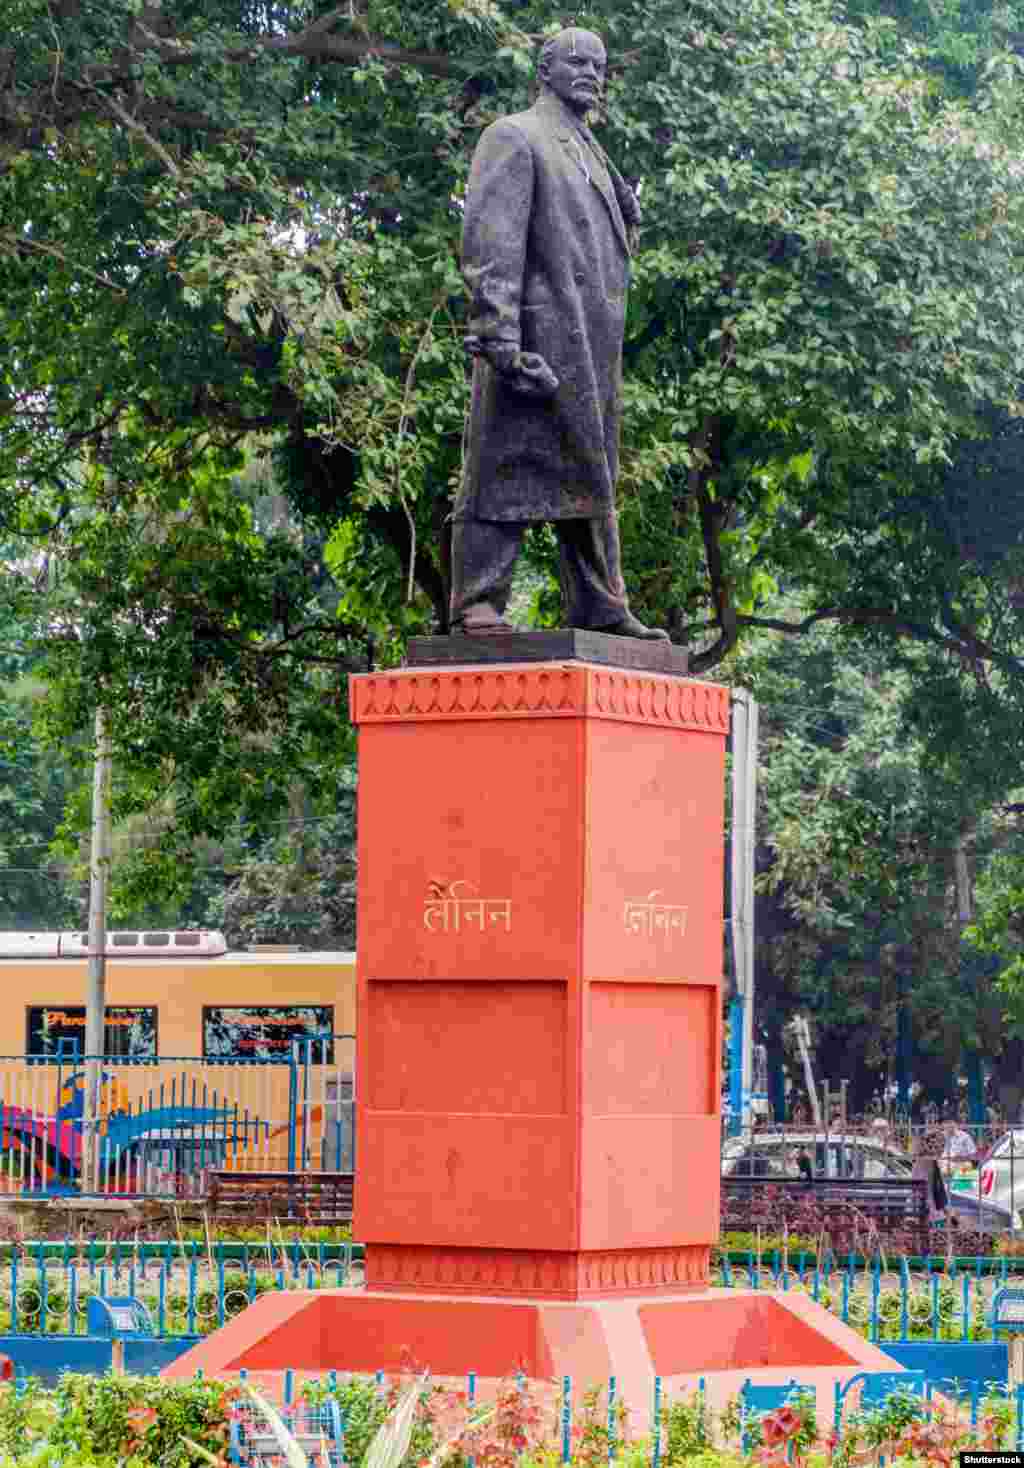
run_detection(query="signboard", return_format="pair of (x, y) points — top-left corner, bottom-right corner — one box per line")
(86, 1295), (155, 1337)
(202, 1005), (334, 1062)
(992, 1288), (1024, 1330)
(27, 1005), (157, 1059)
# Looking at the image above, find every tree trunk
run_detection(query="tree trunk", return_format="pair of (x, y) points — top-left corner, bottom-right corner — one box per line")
(993, 1036), (1024, 1122)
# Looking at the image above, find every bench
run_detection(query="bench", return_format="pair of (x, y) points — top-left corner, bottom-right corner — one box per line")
(207, 1170), (354, 1226)
(721, 1176), (930, 1253)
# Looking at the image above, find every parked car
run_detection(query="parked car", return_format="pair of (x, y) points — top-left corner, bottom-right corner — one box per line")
(723, 1130), (908, 1181)
(722, 1129), (1015, 1233)
(976, 1129), (1024, 1222)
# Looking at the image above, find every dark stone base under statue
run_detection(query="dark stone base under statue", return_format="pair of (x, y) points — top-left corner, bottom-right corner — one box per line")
(406, 628), (689, 674)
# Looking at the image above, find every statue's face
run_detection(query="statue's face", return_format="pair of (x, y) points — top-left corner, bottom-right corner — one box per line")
(541, 30), (606, 117)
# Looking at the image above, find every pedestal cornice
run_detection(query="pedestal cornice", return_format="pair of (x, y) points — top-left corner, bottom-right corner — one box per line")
(350, 662), (729, 732)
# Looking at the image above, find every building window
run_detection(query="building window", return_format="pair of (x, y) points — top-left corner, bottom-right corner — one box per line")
(26, 1006), (158, 1059)
(202, 1006), (334, 1062)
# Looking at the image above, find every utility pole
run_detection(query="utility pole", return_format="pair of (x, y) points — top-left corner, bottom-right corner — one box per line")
(728, 690), (758, 1135)
(954, 829), (986, 1127)
(82, 707), (110, 1194)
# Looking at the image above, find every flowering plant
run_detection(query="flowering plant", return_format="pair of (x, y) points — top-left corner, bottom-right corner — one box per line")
(751, 1393), (816, 1468)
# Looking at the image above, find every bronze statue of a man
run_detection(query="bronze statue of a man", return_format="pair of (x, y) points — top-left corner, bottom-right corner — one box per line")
(451, 27), (667, 640)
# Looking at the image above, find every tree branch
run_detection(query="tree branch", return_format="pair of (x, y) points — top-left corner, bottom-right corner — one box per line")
(688, 420), (743, 674)
(729, 605), (1024, 675)
(395, 299), (444, 603)
(734, 607), (945, 641)
(81, 85), (183, 179)
(0, 230), (127, 293)
(102, 21), (462, 80)
(0, 18), (464, 158)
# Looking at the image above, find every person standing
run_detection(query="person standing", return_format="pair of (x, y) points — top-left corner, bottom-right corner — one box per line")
(941, 1116), (977, 1172)
(913, 1129), (949, 1226)
(452, 27), (667, 640)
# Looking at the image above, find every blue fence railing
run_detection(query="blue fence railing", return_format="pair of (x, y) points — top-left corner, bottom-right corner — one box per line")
(1, 1245), (1023, 1342)
(0, 1241), (357, 1337)
(713, 1252), (1024, 1342)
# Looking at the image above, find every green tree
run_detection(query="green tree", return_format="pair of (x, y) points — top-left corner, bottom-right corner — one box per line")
(731, 620), (1024, 1115)
(5, 0), (1024, 892)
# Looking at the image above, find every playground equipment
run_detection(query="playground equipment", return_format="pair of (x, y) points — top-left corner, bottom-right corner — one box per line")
(229, 1392), (346, 1468)
(0, 1070), (236, 1192)
(0, 1076), (351, 1196)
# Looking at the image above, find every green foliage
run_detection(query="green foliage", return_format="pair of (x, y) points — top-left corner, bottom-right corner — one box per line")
(714, 1233), (819, 1256)
(965, 850), (1024, 1010)
(726, 616), (1023, 1105)
(4, 0), (1024, 910)
(660, 1391), (712, 1465)
(4, 1374), (236, 1468)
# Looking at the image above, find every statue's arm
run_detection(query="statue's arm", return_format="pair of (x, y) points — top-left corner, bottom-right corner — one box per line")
(462, 121), (558, 398)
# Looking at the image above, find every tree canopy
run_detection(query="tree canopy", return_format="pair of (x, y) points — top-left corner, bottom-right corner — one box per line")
(6, 0), (1024, 933)
(729, 620), (1024, 1114)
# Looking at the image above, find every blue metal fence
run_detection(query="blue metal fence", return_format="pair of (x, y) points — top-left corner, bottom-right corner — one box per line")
(713, 1250), (1024, 1342)
(0, 1240), (356, 1337)
(0, 1245), (1021, 1342)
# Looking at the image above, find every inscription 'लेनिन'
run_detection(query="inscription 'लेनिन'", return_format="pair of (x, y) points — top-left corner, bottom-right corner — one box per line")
(423, 880), (513, 934)
(623, 890), (688, 939)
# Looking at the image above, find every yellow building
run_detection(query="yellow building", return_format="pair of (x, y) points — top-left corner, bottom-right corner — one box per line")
(0, 949), (357, 1058)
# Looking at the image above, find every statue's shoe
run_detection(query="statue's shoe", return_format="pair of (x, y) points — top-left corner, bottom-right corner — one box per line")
(452, 605), (517, 635)
(589, 613), (670, 642)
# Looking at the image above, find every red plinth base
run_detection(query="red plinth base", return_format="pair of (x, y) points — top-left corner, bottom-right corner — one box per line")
(166, 662), (916, 1417)
(163, 1287), (908, 1429)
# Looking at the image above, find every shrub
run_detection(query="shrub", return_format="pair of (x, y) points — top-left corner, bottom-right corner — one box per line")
(44, 1374), (236, 1468)
(660, 1390), (712, 1464)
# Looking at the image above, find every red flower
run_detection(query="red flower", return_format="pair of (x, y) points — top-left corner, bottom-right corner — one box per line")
(760, 1408), (801, 1446)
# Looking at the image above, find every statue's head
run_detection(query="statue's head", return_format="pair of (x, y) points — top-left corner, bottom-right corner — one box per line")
(538, 28), (606, 117)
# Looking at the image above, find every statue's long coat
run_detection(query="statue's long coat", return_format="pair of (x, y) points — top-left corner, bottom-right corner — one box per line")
(456, 92), (639, 523)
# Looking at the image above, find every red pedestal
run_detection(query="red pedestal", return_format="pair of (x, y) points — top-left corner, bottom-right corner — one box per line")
(349, 661), (729, 1300)
(165, 661), (912, 1414)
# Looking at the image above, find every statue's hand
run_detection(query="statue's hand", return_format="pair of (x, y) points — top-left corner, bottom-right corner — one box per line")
(485, 343), (559, 398)
(512, 351), (559, 398)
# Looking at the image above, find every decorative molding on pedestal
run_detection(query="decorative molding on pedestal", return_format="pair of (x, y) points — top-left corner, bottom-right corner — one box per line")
(350, 664), (729, 734)
(577, 1246), (711, 1295)
(365, 1244), (711, 1299)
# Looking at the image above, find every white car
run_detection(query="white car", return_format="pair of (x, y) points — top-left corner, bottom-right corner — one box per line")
(722, 1129), (1015, 1232)
(722, 1130), (912, 1180)
(977, 1130), (1024, 1221)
